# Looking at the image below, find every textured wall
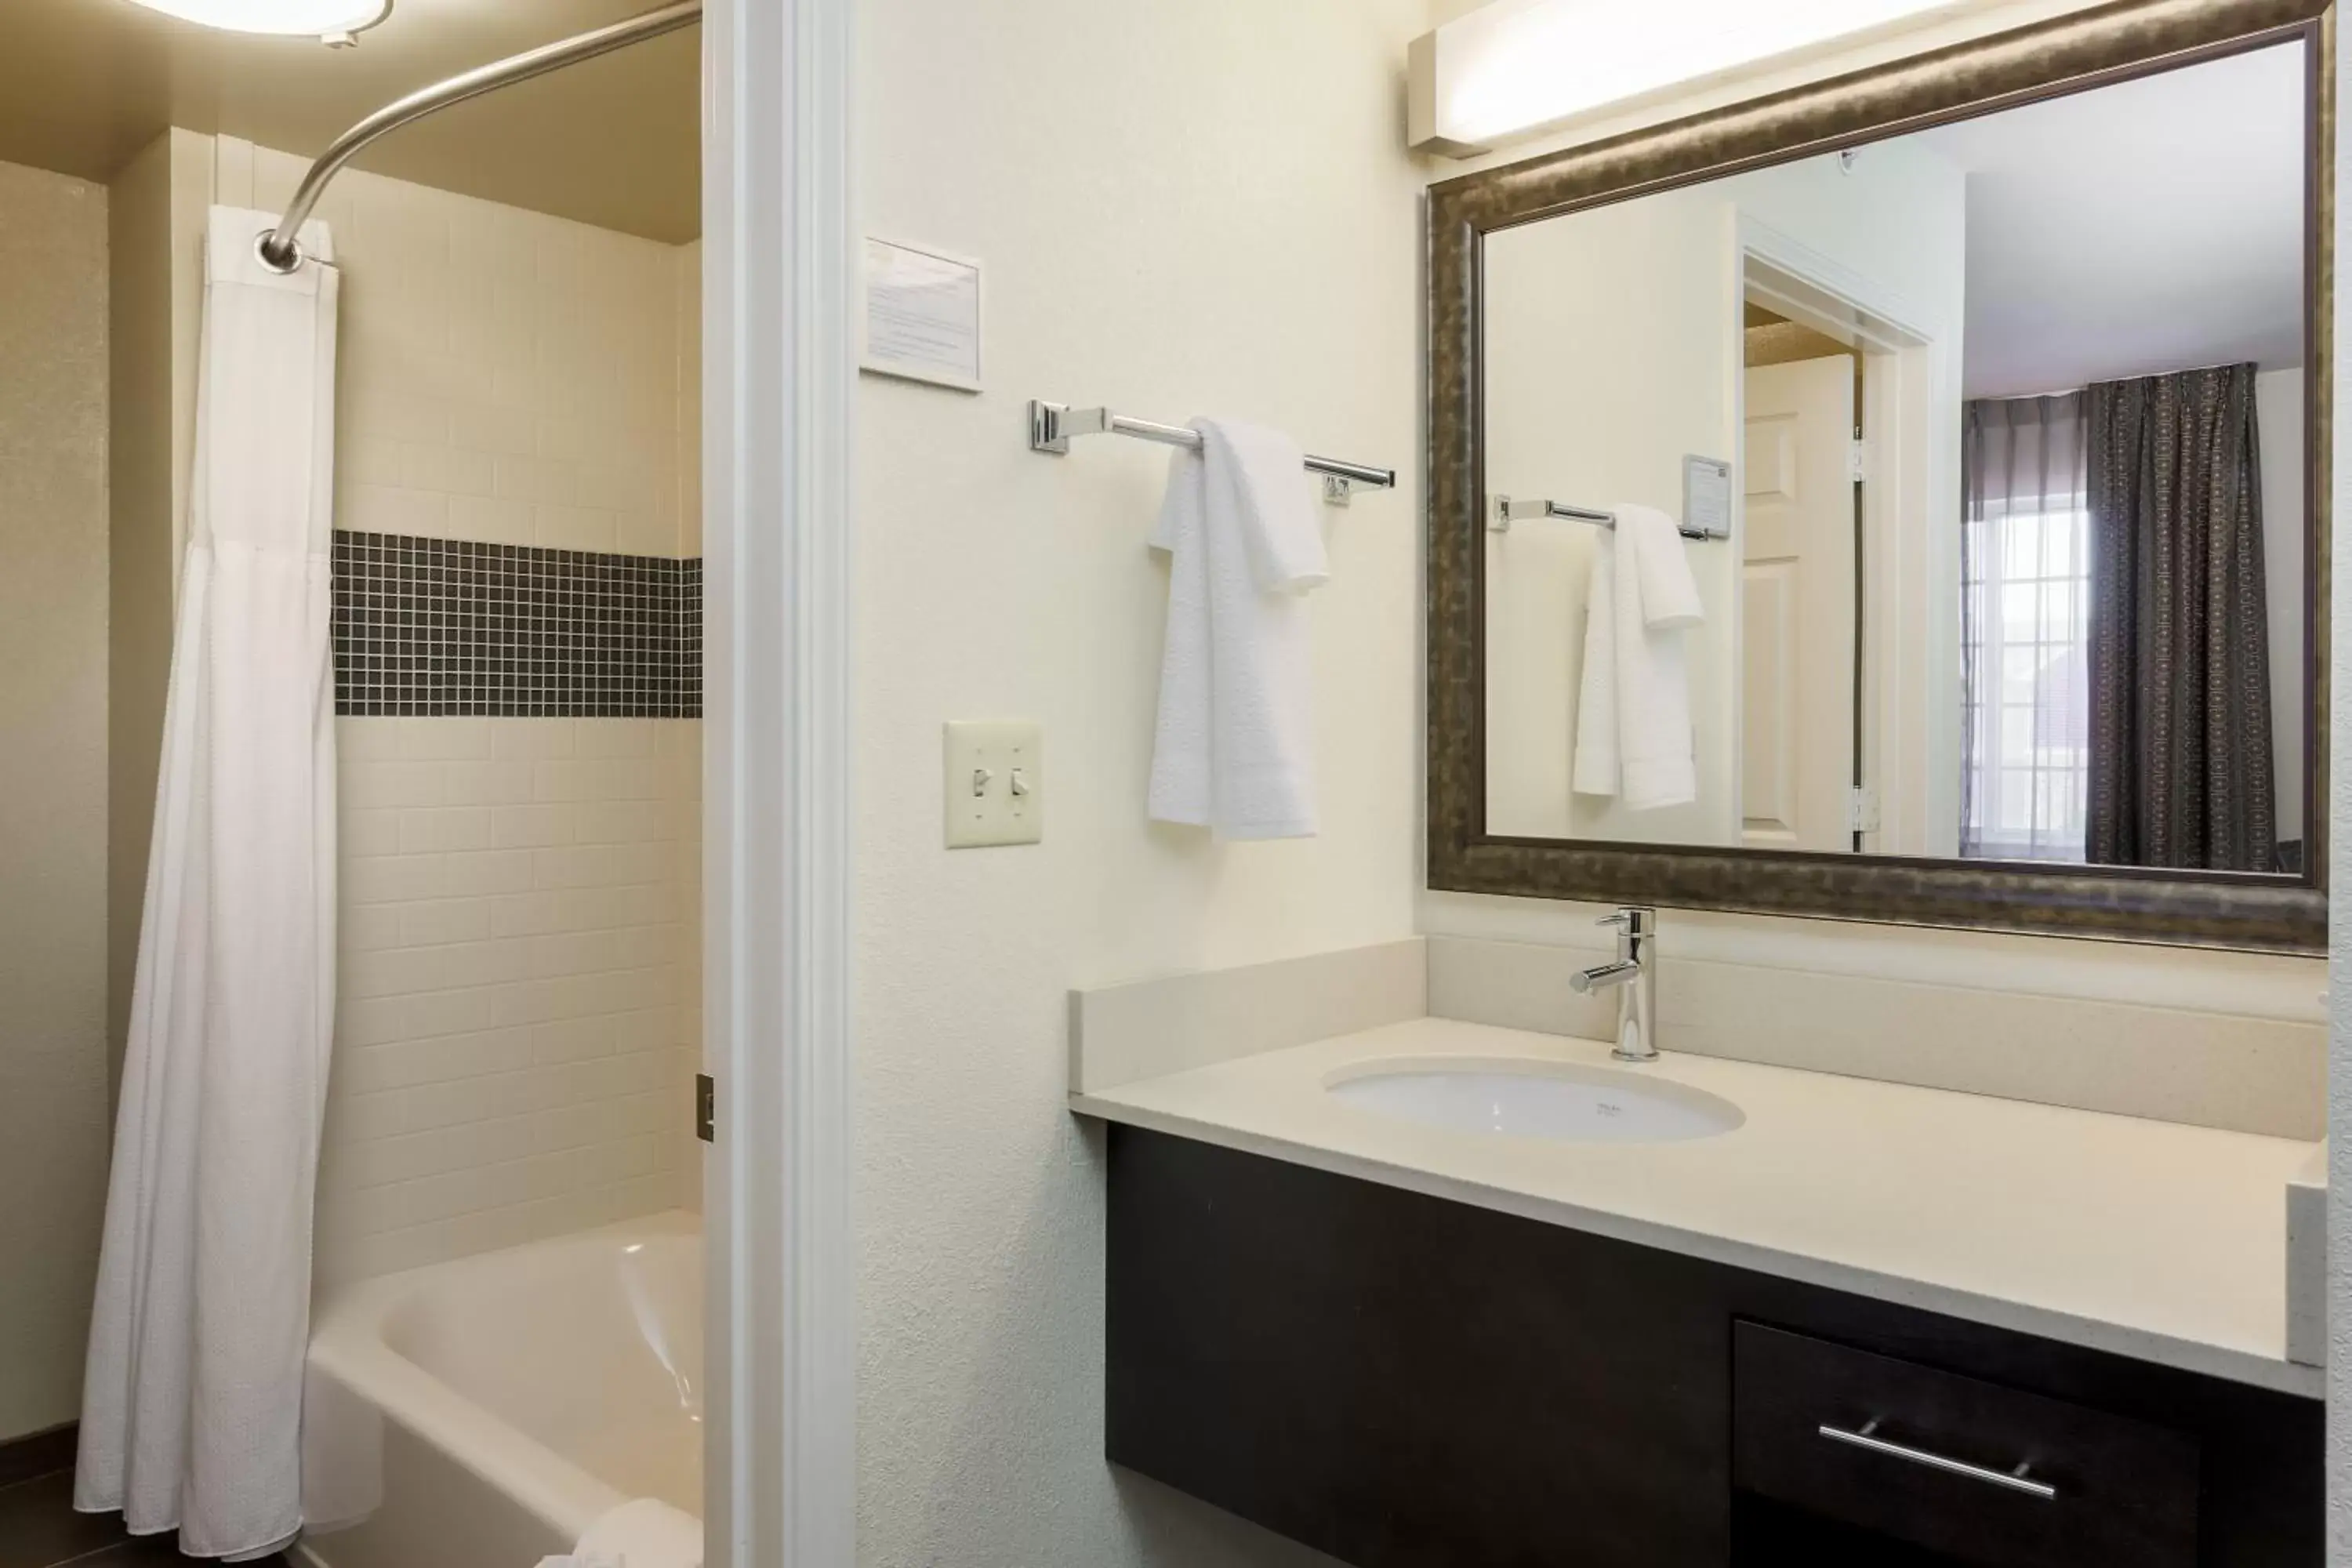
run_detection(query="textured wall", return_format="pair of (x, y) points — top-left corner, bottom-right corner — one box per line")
(852, 0), (1425, 1560)
(0, 158), (110, 1440)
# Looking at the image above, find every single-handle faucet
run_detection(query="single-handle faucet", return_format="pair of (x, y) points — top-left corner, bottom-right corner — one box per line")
(1570, 906), (1658, 1062)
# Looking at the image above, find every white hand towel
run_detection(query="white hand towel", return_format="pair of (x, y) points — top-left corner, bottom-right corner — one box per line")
(1624, 502), (1704, 630)
(573, 1497), (702, 1568)
(1148, 417), (1328, 838)
(1570, 503), (1704, 810)
(1570, 531), (1621, 797)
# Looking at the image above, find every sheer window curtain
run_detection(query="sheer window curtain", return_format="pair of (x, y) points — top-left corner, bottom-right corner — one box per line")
(1959, 394), (2091, 862)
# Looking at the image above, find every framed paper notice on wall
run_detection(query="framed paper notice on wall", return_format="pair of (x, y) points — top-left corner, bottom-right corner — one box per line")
(859, 237), (983, 392)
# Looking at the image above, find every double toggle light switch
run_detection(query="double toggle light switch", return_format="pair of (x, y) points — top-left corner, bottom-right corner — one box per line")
(943, 720), (1044, 848)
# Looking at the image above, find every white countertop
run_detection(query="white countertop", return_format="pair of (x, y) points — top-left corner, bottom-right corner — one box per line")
(1070, 1017), (2321, 1397)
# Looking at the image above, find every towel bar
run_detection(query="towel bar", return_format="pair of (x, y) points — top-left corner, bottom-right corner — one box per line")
(1490, 494), (1720, 542)
(1029, 400), (1396, 500)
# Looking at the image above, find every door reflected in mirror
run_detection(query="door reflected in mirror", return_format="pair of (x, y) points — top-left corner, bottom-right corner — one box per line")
(1481, 41), (2310, 875)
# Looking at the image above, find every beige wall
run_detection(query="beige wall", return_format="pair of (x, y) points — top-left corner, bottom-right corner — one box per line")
(0, 158), (110, 1440)
(106, 128), (208, 1101)
(2256, 366), (2306, 848)
(854, 0), (1424, 1561)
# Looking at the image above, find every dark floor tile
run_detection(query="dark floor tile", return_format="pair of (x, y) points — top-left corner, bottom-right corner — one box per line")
(0, 1428), (77, 1493)
(0, 1471), (128, 1568)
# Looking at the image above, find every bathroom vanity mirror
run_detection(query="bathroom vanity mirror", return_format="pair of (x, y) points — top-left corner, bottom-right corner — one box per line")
(1428, 0), (2330, 949)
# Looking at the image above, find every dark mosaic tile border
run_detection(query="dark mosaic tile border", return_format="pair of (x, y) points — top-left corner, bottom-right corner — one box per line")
(332, 532), (702, 718)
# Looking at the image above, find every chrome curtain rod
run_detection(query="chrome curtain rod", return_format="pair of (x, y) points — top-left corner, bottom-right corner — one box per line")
(1490, 494), (1720, 542)
(258, 0), (702, 272)
(1029, 401), (1397, 492)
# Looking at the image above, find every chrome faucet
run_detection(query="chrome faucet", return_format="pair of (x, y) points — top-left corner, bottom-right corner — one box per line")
(1570, 906), (1658, 1062)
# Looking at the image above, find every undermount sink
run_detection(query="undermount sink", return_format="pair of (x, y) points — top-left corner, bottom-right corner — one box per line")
(1326, 1059), (1743, 1145)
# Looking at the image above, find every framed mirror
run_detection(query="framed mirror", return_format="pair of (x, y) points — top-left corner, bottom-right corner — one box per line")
(1427, 0), (2331, 952)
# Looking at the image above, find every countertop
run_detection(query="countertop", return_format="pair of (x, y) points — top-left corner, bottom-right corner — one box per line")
(1070, 1017), (2321, 1397)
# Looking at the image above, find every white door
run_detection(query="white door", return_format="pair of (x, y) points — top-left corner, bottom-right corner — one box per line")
(1740, 354), (1857, 851)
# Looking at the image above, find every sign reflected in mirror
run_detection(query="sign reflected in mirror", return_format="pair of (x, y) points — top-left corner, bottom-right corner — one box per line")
(1479, 40), (2312, 877)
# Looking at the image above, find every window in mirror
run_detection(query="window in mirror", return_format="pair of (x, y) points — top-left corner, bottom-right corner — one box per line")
(1959, 395), (2091, 863)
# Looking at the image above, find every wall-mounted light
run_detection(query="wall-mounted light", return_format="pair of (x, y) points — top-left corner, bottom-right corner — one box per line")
(120, 0), (393, 45)
(1408, 0), (1966, 158)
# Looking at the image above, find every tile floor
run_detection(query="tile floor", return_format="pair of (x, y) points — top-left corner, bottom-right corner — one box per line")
(0, 1468), (289, 1568)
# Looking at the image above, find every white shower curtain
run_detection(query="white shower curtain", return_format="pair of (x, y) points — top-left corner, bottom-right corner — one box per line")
(78, 207), (339, 1560)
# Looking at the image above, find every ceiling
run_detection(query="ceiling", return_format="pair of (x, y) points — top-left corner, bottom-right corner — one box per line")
(1915, 42), (2306, 400)
(0, 0), (699, 242)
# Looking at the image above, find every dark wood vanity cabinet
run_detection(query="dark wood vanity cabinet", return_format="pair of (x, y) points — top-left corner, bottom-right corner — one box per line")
(1105, 1126), (2321, 1567)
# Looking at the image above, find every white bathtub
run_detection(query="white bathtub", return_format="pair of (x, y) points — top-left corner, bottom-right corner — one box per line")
(296, 1213), (702, 1568)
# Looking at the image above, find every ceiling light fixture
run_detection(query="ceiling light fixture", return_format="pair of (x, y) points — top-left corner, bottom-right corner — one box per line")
(1409, 0), (1966, 157)
(119, 0), (393, 45)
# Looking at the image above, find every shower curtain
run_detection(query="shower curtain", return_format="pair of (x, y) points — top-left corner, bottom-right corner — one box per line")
(77, 207), (339, 1560)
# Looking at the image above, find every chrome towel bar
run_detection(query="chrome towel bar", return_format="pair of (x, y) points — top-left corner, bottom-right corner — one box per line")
(1490, 494), (1721, 542)
(1029, 400), (1396, 500)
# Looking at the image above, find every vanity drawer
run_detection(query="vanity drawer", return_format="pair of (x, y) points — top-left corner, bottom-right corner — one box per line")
(1732, 1323), (2199, 1568)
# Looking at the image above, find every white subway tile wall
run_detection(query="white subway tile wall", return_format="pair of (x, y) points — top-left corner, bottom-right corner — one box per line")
(236, 149), (706, 1286)
(320, 717), (702, 1287)
(249, 147), (693, 559)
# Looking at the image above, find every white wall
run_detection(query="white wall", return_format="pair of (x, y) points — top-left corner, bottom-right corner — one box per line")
(1482, 139), (1964, 847)
(0, 157), (110, 1442)
(2257, 366), (2306, 850)
(854, 0), (1425, 1559)
(1483, 195), (1738, 843)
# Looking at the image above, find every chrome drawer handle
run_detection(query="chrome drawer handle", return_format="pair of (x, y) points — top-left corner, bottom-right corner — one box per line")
(1818, 1419), (2058, 1500)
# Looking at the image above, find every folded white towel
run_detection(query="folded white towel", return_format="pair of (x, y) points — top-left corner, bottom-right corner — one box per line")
(1624, 502), (1703, 631)
(1571, 503), (1704, 811)
(1148, 417), (1329, 838)
(569, 1497), (702, 1568)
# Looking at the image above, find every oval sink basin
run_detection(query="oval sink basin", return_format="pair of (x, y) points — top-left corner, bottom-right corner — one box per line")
(1327, 1059), (1742, 1145)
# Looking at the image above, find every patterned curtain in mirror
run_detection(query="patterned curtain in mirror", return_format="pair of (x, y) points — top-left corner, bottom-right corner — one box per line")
(2085, 363), (2274, 872)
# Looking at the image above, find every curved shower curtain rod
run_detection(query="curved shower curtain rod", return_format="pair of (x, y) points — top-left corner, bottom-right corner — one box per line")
(258, 0), (702, 272)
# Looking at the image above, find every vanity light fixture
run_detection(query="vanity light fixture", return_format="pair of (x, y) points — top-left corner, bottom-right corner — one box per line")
(1408, 0), (1965, 156)
(118, 0), (391, 45)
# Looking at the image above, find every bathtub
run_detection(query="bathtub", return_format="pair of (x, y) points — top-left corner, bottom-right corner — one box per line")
(296, 1213), (702, 1568)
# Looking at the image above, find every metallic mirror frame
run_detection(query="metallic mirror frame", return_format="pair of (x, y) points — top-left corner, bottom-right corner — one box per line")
(1426, 0), (2333, 953)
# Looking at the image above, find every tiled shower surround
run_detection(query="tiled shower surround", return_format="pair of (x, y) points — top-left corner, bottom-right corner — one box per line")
(234, 143), (706, 1287)
(332, 532), (702, 718)
(319, 712), (699, 1287)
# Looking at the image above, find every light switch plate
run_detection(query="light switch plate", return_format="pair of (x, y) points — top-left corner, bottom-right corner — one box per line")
(944, 720), (1043, 848)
